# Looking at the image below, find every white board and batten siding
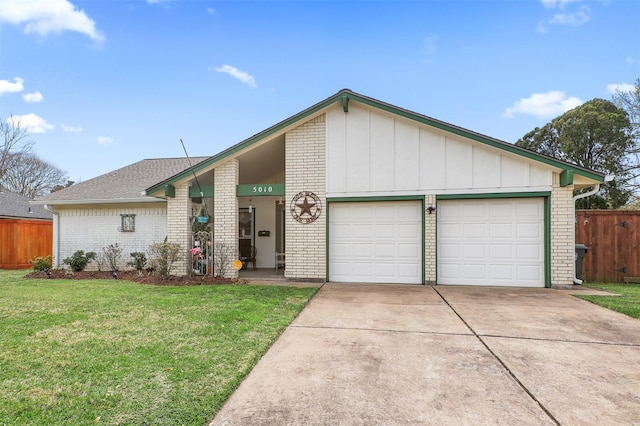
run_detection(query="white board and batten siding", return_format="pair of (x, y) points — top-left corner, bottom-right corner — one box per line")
(329, 201), (422, 284)
(437, 198), (545, 287)
(326, 103), (553, 195)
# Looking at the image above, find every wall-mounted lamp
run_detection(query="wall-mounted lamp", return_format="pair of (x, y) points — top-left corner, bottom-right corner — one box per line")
(427, 206), (436, 214)
(249, 198), (253, 214)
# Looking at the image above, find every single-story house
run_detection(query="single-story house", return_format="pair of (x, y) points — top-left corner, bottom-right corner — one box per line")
(0, 188), (53, 269)
(34, 89), (604, 288)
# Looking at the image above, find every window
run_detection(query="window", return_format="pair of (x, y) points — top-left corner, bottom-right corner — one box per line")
(120, 214), (136, 232)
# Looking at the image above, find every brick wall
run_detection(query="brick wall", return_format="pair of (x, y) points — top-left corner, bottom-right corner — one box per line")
(56, 203), (167, 271)
(425, 194), (436, 284)
(166, 184), (192, 275)
(285, 114), (326, 281)
(214, 160), (239, 278)
(550, 174), (575, 288)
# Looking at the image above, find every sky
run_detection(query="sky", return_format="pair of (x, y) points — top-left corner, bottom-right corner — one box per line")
(0, 0), (639, 185)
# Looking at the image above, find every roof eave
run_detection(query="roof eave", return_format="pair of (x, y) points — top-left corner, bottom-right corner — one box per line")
(30, 197), (165, 206)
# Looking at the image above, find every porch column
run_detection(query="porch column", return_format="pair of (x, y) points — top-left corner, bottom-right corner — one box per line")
(166, 183), (191, 276)
(214, 160), (239, 278)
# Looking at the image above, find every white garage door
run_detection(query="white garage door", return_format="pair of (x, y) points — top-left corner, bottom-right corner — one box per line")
(329, 201), (422, 284)
(438, 198), (545, 287)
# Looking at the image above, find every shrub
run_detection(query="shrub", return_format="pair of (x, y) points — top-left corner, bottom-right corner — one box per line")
(102, 243), (122, 272)
(127, 252), (147, 275)
(213, 241), (234, 278)
(62, 250), (97, 272)
(29, 255), (52, 271)
(147, 240), (183, 278)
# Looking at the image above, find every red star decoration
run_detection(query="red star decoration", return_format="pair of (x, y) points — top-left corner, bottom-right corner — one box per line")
(296, 196), (316, 217)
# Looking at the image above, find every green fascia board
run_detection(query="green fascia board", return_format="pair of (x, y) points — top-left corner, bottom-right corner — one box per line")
(147, 89), (604, 195)
(436, 192), (552, 288)
(164, 184), (175, 198)
(237, 183), (285, 197)
(188, 186), (214, 198)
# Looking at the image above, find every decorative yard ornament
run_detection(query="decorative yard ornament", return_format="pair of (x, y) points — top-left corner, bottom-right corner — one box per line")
(290, 191), (322, 224)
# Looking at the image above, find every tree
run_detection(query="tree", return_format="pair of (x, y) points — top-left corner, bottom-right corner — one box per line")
(1, 152), (68, 198)
(516, 98), (635, 209)
(0, 115), (33, 179)
(612, 78), (640, 200)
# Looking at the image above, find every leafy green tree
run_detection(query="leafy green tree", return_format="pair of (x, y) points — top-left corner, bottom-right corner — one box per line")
(516, 98), (635, 209)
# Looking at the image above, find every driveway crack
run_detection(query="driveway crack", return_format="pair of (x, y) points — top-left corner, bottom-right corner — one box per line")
(432, 286), (561, 426)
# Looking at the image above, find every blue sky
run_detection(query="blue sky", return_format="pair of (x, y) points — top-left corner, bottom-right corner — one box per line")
(1, 0), (639, 184)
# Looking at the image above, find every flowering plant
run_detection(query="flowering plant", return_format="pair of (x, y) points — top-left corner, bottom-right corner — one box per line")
(189, 247), (203, 258)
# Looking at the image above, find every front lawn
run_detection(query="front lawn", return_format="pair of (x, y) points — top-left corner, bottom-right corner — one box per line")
(575, 283), (640, 319)
(0, 270), (317, 425)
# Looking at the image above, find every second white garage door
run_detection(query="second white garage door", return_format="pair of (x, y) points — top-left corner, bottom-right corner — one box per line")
(329, 201), (422, 284)
(437, 198), (545, 287)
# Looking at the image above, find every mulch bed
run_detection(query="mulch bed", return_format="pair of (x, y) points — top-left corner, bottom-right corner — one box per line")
(23, 270), (245, 286)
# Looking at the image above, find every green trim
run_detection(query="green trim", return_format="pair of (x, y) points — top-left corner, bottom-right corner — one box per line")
(164, 184), (175, 198)
(147, 89), (603, 196)
(560, 170), (574, 187)
(326, 196), (426, 284)
(188, 186), (214, 198)
(342, 94), (349, 112)
(327, 195), (425, 203)
(544, 196), (551, 288)
(436, 191), (551, 200)
(236, 183), (285, 197)
(435, 192), (552, 288)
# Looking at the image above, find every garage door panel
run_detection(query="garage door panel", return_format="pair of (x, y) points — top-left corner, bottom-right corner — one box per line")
(330, 201), (422, 284)
(438, 198), (544, 287)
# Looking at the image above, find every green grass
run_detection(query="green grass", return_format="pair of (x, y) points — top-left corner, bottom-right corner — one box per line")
(0, 270), (318, 425)
(575, 282), (640, 319)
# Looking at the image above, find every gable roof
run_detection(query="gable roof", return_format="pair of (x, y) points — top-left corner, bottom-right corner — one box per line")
(146, 88), (604, 195)
(0, 189), (52, 219)
(33, 157), (208, 206)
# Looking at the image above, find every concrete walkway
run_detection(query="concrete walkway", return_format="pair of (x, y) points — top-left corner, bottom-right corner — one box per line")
(211, 284), (640, 425)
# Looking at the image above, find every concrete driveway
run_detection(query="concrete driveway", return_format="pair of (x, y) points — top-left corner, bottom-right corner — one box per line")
(211, 284), (640, 425)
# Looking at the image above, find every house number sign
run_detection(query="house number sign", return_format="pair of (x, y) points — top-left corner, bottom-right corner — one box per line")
(290, 191), (322, 224)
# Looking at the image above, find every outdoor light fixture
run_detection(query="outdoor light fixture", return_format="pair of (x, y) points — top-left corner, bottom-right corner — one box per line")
(427, 206), (436, 214)
(249, 198), (253, 214)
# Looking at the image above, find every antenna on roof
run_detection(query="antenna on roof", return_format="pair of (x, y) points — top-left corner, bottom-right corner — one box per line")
(180, 139), (210, 224)
(180, 139), (204, 198)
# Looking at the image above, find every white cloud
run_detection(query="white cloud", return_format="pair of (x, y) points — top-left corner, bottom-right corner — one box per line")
(22, 91), (43, 103)
(8, 113), (54, 133)
(212, 64), (257, 88)
(97, 136), (113, 145)
(606, 83), (635, 94)
(62, 124), (82, 133)
(0, 77), (24, 95)
(503, 91), (584, 119)
(549, 8), (590, 26)
(541, 0), (581, 9)
(626, 56), (640, 66)
(0, 0), (104, 41)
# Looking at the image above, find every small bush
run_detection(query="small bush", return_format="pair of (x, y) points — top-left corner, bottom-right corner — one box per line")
(29, 255), (52, 271)
(62, 250), (97, 272)
(148, 240), (183, 278)
(102, 243), (123, 272)
(127, 252), (147, 275)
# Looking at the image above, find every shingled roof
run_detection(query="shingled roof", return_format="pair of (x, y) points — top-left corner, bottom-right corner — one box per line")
(0, 189), (52, 220)
(33, 157), (207, 205)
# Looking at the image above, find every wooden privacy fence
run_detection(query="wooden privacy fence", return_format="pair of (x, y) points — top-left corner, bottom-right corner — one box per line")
(575, 210), (640, 283)
(0, 219), (53, 269)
